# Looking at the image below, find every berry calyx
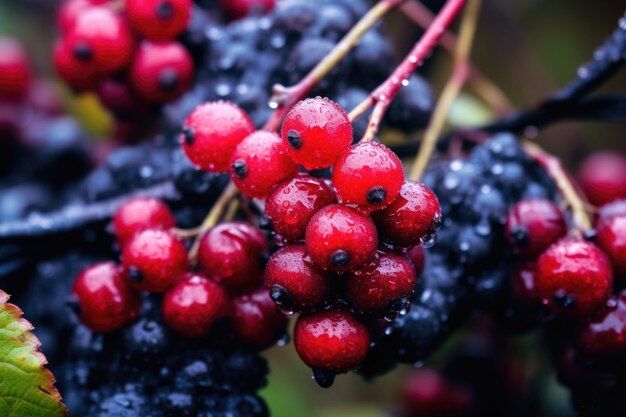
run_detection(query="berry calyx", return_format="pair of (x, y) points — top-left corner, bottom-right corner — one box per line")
(281, 97), (352, 170)
(53, 39), (100, 92)
(345, 251), (416, 316)
(128, 41), (194, 103)
(264, 175), (336, 242)
(197, 222), (268, 293)
(219, 0), (276, 20)
(579, 290), (626, 355)
(0, 37), (31, 100)
(305, 204), (378, 272)
(595, 215), (626, 278)
(332, 142), (405, 212)
(229, 131), (299, 198)
(231, 287), (289, 349)
(536, 239), (613, 317)
(264, 245), (333, 312)
(505, 199), (567, 259)
(121, 229), (189, 292)
(162, 274), (230, 337)
(71, 262), (141, 332)
(181, 101), (255, 172)
(577, 151), (626, 206)
(126, 0), (192, 41)
(113, 197), (176, 246)
(294, 309), (370, 374)
(374, 181), (441, 246)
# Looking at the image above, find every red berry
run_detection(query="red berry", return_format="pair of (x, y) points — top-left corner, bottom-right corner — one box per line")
(113, 197), (176, 246)
(126, 0), (192, 41)
(71, 262), (141, 332)
(121, 229), (188, 292)
(406, 245), (425, 276)
(197, 222), (268, 293)
(231, 287), (288, 349)
(219, 0), (276, 19)
(264, 175), (336, 242)
(596, 215), (626, 278)
(128, 41), (194, 103)
(97, 78), (148, 117)
(264, 245), (333, 312)
(597, 199), (626, 226)
(333, 142), (405, 212)
(536, 239), (613, 317)
(505, 199), (567, 259)
(281, 97), (352, 170)
(403, 369), (473, 417)
(181, 101), (255, 172)
(53, 39), (100, 92)
(345, 251), (416, 316)
(65, 7), (135, 75)
(230, 131), (299, 199)
(162, 273), (229, 337)
(374, 181), (441, 246)
(294, 309), (370, 374)
(579, 290), (626, 355)
(578, 151), (626, 206)
(0, 37), (30, 100)
(305, 204), (378, 272)
(510, 262), (540, 305)
(57, 0), (93, 34)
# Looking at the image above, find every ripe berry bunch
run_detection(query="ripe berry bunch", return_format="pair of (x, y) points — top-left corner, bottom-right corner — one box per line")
(180, 96), (441, 385)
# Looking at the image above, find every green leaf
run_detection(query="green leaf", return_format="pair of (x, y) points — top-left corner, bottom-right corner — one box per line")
(0, 290), (67, 417)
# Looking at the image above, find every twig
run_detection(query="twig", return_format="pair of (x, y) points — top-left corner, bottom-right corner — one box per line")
(408, 0), (481, 180)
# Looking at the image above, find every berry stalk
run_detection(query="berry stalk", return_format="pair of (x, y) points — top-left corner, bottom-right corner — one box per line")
(262, 0), (408, 132)
(349, 0), (468, 142)
(408, 0), (480, 180)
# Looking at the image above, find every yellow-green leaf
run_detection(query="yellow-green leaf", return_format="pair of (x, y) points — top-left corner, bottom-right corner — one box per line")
(0, 290), (67, 417)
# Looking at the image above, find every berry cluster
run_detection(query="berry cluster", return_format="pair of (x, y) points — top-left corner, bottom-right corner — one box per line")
(180, 96), (441, 384)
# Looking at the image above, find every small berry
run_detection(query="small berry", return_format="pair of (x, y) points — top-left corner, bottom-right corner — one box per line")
(596, 215), (626, 278)
(197, 222), (268, 293)
(264, 245), (333, 312)
(536, 239), (613, 317)
(579, 290), (626, 355)
(577, 151), (626, 206)
(294, 310), (370, 374)
(113, 197), (176, 246)
(332, 142), (405, 212)
(230, 131), (299, 198)
(181, 101), (255, 172)
(128, 41), (194, 103)
(122, 229), (189, 292)
(281, 97), (352, 170)
(162, 274), (229, 337)
(406, 245), (425, 276)
(505, 199), (567, 258)
(126, 0), (192, 41)
(510, 262), (541, 305)
(219, 0), (276, 19)
(71, 262), (141, 332)
(231, 287), (289, 349)
(402, 369), (473, 417)
(345, 251), (416, 316)
(0, 37), (30, 100)
(264, 175), (336, 241)
(373, 181), (441, 246)
(305, 204), (378, 272)
(57, 0), (93, 34)
(53, 39), (100, 92)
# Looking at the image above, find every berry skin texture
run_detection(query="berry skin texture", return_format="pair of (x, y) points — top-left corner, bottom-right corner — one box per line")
(264, 245), (333, 312)
(113, 197), (176, 246)
(332, 142), (405, 212)
(57, 0), (94, 34)
(219, 0), (276, 19)
(264, 175), (336, 242)
(231, 287), (288, 349)
(505, 199), (567, 259)
(597, 199), (626, 226)
(406, 245), (425, 276)
(53, 40), (100, 92)
(230, 131), (299, 199)
(374, 181), (441, 246)
(181, 101), (255, 172)
(122, 229), (189, 292)
(579, 290), (626, 355)
(281, 97), (353, 170)
(72, 262), (141, 333)
(162, 274), (229, 338)
(126, 0), (192, 41)
(128, 41), (194, 103)
(197, 222), (268, 293)
(305, 204), (378, 272)
(0, 37), (30, 100)
(536, 239), (613, 317)
(596, 215), (626, 278)
(577, 151), (626, 206)
(294, 310), (370, 374)
(345, 252), (416, 315)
